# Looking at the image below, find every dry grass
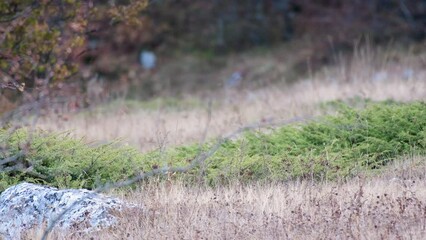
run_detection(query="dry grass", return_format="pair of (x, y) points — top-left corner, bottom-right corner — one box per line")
(28, 156), (426, 240)
(38, 45), (426, 152)
(24, 45), (426, 239)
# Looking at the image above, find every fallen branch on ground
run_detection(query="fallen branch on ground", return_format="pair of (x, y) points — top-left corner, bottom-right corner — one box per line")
(40, 115), (311, 240)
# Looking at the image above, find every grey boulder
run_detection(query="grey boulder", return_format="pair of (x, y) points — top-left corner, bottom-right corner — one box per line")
(0, 182), (136, 240)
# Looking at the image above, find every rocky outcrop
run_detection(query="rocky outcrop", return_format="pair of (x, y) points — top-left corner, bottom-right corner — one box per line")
(0, 182), (137, 240)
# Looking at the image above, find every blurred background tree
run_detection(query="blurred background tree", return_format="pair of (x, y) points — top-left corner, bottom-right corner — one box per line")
(125, 0), (425, 52)
(0, 0), (425, 113)
(0, 0), (147, 113)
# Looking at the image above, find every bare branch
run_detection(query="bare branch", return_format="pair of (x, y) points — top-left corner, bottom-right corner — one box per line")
(0, 151), (24, 168)
(0, 4), (38, 46)
(40, 115), (311, 240)
(0, 5), (34, 23)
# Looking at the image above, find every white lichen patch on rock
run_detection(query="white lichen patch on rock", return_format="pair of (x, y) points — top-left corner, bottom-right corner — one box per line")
(0, 182), (136, 240)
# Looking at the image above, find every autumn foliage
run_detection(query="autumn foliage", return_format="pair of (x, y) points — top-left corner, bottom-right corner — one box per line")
(0, 0), (147, 94)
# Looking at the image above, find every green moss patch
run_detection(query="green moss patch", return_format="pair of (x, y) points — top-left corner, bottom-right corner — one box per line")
(145, 101), (426, 183)
(1, 101), (425, 190)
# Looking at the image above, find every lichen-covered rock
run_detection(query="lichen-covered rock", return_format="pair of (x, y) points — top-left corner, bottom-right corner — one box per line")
(0, 182), (136, 240)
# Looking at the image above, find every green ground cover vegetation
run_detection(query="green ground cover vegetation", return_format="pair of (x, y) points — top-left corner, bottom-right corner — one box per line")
(0, 101), (425, 191)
